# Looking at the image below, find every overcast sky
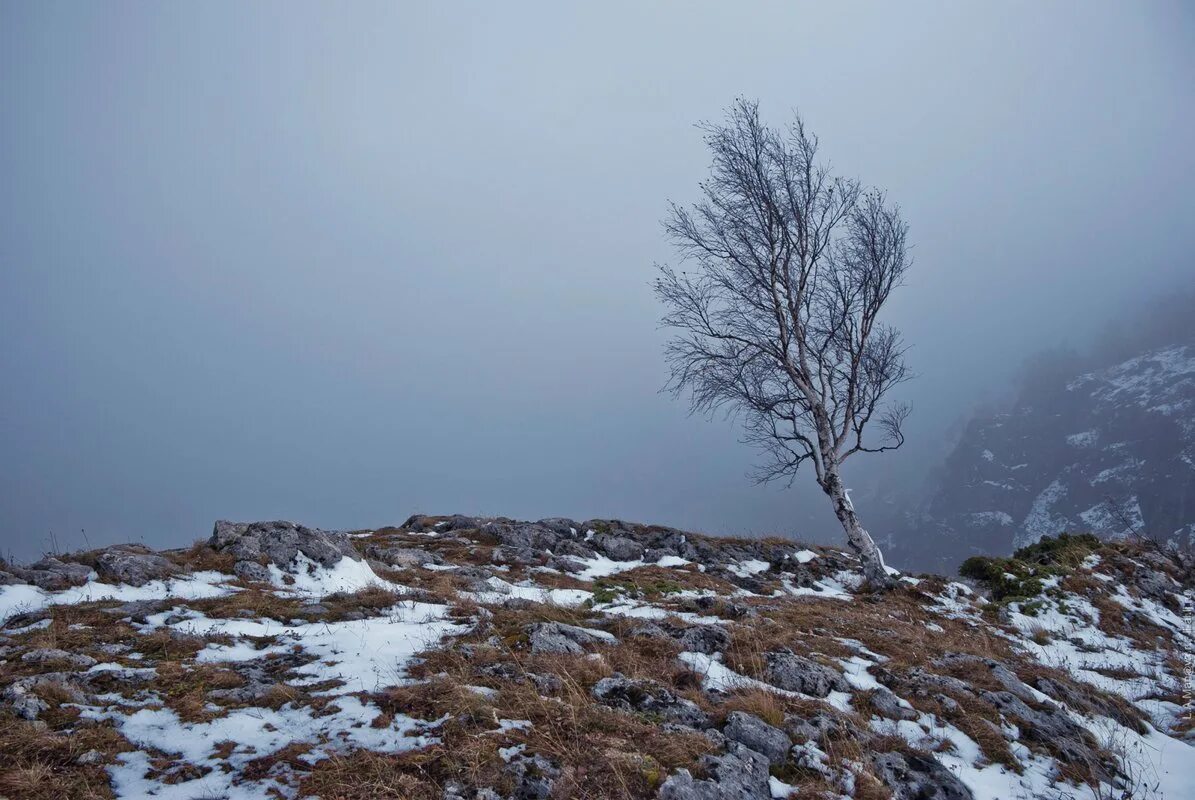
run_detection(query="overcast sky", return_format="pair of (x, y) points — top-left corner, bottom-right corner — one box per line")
(2, 2), (1193, 562)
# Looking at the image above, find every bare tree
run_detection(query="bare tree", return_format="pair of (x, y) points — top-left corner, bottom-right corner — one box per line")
(655, 99), (911, 588)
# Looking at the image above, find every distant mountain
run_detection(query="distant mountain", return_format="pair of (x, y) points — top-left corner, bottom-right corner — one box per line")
(891, 342), (1195, 572)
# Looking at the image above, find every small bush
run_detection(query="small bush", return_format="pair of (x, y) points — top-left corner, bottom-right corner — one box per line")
(1013, 533), (1100, 568)
(959, 556), (1044, 602)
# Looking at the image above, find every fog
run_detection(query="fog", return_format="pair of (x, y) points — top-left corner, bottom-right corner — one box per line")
(2, 2), (1193, 562)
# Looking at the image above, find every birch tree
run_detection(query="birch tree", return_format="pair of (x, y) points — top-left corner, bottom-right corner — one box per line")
(656, 99), (911, 587)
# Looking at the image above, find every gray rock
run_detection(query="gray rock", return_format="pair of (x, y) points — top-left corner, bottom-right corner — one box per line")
(100, 599), (169, 623)
(94, 547), (180, 587)
(1131, 568), (1176, 601)
(365, 545), (441, 568)
(492, 546), (541, 565)
(526, 622), (616, 654)
(443, 786), (504, 800)
(658, 742), (772, 800)
(14, 557), (93, 590)
(402, 514), (480, 533)
(900, 667), (977, 698)
(546, 555), (587, 574)
(298, 603), (330, 615)
(763, 651), (847, 697)
(722, 711), (791, 766)
(554, 540), (597, 560)
(485, 522), (559, 552)
(784, 710), (856, 744)
(537, 518), (580, 537)
(76, 749), (105, 765)
(529, 672), (562, 695)
(1032, 676), (1143, 732)
(980, 689), (1104, 772)
(592, 674), (709, 728)
(456, 566), (495, 591)
(934, 654), (1036, 702)
(677, 625), (731, 655)
(233, 560), (272, 583)
(505, 751), (559, 800)
(872, 752), (973, 800)
(934, 694), (962, 715)
(594, 534), (644, 562)
(3, 673), (88, 720)
(0, 570), (24, 586)
(208, 686), (267, 704)
(627, 621), (671, 639)
(657, 772), (721, 800)
(867, 687), (919, 721)
(210, 520), (360, 569)
(789, 740), (832, 777)
(21, 648), (98, 669)
(6, 690), (48, 720)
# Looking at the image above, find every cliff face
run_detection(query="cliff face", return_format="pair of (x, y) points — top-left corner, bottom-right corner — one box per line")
(892, 344), (1195, 573)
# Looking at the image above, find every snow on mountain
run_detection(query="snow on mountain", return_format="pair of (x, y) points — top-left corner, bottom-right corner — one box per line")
(893, 344), (1195, 572)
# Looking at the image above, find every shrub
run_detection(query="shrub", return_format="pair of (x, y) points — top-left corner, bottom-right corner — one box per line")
(1013, 533), (1100, 568)
(958, 556), (1044, 603)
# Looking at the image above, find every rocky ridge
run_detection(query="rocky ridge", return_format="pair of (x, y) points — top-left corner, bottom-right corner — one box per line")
(0, 514), (1192, 799)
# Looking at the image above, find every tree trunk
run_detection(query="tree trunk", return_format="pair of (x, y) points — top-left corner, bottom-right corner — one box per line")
(822, 465), (893, 589)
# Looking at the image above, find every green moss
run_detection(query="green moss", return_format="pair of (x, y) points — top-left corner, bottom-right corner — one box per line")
(588, 582), (624, 606)
(587, 575), (683, 607)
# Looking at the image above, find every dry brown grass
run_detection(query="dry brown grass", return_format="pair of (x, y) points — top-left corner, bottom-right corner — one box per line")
(164, 540), (237, 573)
(1089, 594), (1175, 650)
(135, 627), (211, 661)
(606, 565), (739, 597)
(723, 588), (1015, 686)
(851, 770), (894, 800)
(716, 688), (815, 729)
(1, 603), (140, 673)
(0, 713), (131, 800)
(299, 749), (441, 799)
(364, 602), (721, 800)
(189, 588), (306, 621)
(149, 661), (244, 721)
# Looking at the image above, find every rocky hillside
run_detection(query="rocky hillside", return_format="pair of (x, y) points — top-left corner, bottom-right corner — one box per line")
(1, 515), (1193, 799)
(891, 343), (1195, 573)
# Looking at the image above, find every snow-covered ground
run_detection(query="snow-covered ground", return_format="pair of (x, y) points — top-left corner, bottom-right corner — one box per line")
(2, 523), (1193, 799)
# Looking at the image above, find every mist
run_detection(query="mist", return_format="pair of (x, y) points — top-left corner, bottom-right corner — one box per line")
(2, 1), (1193, 563)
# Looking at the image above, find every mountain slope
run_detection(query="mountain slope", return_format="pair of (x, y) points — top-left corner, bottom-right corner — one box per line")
(893, 344), (1195, 573)
(1, 515), (1193, 799)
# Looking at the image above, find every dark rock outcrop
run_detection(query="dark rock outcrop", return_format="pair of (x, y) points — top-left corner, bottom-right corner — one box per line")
(592, 674), (709, 728)
(11, 557), (93, 590)
(763, 651), (847, 697)
(658, 742), (772, 800)
(721, 711), (791, 766)
(872, 752), (973, 800)
(525, 622), (615, 654)
(209, 520), (359, 569)
(94, 546), (180, 587)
